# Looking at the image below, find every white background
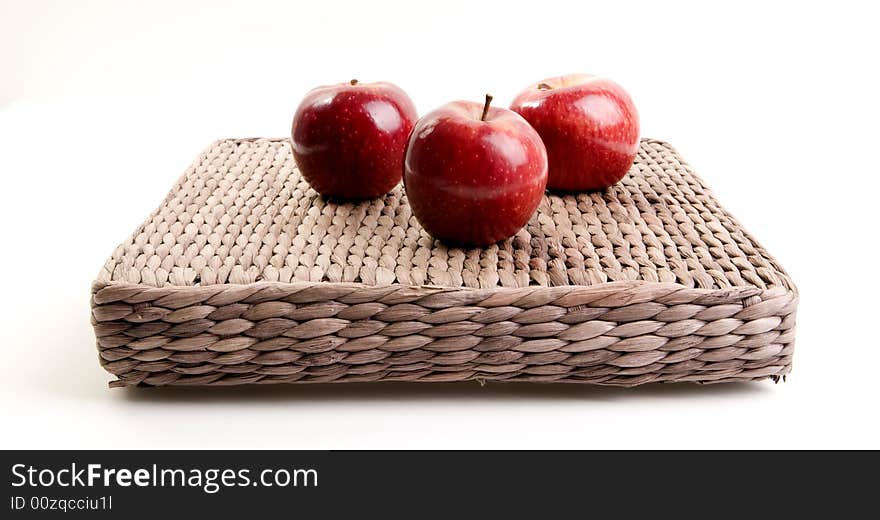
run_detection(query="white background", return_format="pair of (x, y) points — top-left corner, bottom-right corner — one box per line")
(1, 0), (878, 449)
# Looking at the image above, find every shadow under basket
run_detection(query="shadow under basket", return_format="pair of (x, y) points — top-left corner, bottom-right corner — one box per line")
(91, 138), (797, 388)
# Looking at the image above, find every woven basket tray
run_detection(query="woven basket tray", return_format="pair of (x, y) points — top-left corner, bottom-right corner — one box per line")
(91, 138), (797, 388)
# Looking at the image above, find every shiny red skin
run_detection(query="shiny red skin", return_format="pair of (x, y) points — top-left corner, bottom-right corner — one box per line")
(510, 74), (639, 191)
(404, 101), (548, 246)
(291, 81), (417, 199)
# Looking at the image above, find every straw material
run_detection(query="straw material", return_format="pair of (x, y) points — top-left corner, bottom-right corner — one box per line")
(91, 138), (797, 387)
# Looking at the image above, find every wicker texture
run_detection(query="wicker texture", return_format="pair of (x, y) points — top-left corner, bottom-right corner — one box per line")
(91, 138), (797, 387)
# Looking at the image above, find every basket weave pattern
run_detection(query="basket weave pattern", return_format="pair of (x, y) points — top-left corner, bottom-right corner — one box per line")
(91, 138), (797, 387)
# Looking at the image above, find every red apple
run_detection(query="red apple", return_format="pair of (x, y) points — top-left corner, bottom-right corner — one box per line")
(291, 79), (417, 199)
(510, 74), (639, 191)
(404, 95), (548, 246)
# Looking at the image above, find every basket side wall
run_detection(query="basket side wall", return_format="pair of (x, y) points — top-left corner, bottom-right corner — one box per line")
(91, 280), (796, 387)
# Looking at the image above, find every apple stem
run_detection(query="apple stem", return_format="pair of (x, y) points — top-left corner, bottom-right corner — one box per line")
(480, 94), (493, 122)
(350, 79), (358, 86)
(537, 83), (551, 90)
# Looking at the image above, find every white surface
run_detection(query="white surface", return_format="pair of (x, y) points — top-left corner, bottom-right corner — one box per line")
(1, 0), (878, 449)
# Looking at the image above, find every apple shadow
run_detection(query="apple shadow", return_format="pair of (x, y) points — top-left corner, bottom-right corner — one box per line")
(116, 379), (777, 405)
